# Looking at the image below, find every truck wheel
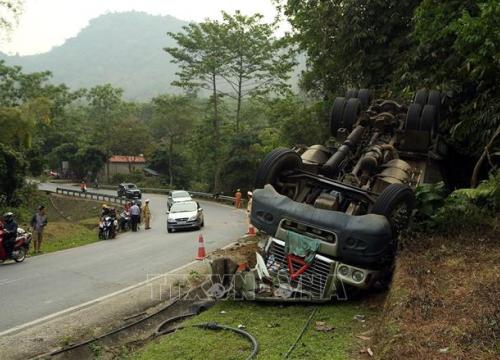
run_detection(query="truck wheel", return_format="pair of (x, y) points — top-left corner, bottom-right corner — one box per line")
(342, 98), (362, 130)
(413, 89), (428, 105)
(357, 89), (372, 109)
(405, 103), (422, 130)
(254, 148), (302, 189)
(420, 104), (437, 132)
(330, 97), (346, 136)
(371, 184), (415, 236)
(427, 90), (441, 112)
(345, 89), (358, 99)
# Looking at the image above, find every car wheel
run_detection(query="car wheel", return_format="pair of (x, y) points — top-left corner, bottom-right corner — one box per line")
(413, 88), (428, 105)
(342, 98), (362, 131)
(167, 227), (172, 233)
(405, 103), (422, 130)
(330, 97), (346, 137)
(371, 183), (415, 236)
(254, 148), (302, 189)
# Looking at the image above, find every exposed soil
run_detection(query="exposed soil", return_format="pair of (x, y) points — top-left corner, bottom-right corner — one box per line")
(372, 220), (500, 359)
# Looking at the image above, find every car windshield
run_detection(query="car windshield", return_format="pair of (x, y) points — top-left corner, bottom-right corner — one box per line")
(172, 191), (190, 199)
(170, 202), (197, 213)
(127, 184), (137, 189)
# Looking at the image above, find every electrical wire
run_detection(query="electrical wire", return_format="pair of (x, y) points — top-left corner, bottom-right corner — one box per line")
(283, 306), (318, 359)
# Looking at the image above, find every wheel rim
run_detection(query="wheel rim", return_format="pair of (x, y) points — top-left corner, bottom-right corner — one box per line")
(15, 248), (26, 262)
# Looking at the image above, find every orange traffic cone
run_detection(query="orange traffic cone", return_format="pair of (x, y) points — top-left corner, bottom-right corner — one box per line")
(247, 224), (256, 236)
(196, 234), (206, 260)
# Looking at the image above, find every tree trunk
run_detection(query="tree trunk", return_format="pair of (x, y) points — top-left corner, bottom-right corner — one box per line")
(212, 73), (222, 192)
(236, 70), (243, 132)
(168, 137), (174, 188)
(471, 124), (500, 188)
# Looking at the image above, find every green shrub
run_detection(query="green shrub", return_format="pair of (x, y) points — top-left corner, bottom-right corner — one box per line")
(414, 172), (499, 233)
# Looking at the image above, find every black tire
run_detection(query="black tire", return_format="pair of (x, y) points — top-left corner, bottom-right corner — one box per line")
(254, 148), (302, 189)
(427, 90), (441, 112)
(345, 89), (358, 99)
(330, 97), (346, 136)
(167, 227), (172, 233)
(427, 90), (441, 133)
(405, 103), (422, 130)
(414, 89), (428, 105)
(420, 104), (436, 132)
(14, 247), (26, 263)
(357, 89), (372, 109)
(342, 98), (362, 130)
(371, 183), (415, 236)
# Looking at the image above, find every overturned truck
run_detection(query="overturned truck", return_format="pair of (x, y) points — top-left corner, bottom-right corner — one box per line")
(215, 89), (447, 302)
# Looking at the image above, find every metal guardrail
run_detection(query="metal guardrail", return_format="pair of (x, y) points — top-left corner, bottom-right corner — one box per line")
(55, 186), (237, 206)
(94, 185), (236, 205)
(56, 188), (127, 205)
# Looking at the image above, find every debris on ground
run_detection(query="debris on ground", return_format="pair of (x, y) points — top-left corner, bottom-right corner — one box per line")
(354, 314), (366, 322)
(314, 321), (335, 333)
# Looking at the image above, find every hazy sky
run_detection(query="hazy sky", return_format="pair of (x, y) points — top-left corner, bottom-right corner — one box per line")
(0, 0), (284, 55)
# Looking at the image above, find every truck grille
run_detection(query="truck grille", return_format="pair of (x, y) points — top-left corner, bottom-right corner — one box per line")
(266, 238), (336, 299)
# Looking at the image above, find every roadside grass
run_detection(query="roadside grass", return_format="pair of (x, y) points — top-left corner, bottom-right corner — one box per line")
(35, 222), (97, 254)
(373, 219), (500, 359)
(129, 298), (381, 360)
(21, 191), (105, 255)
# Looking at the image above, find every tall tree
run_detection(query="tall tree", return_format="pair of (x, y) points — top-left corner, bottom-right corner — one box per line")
(217, 11), (296, 131)
(150, 95), (195, 187)
(166, 20), (226, 190)
(0, 0), (23, 38)
(280, 0), (420, 96)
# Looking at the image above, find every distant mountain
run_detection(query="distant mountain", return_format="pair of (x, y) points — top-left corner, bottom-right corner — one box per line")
(0, 11), (303, 100)
(0, 12), (188, 100)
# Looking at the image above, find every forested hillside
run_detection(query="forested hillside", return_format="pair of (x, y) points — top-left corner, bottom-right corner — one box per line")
(0, 12), (187, 100)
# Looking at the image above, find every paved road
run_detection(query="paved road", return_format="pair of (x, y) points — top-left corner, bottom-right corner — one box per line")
(0, 184), (247, 333)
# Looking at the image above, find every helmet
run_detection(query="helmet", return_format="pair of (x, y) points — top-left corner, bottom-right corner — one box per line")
(102, 204), (108, 208)
(3, 212), (14, 223)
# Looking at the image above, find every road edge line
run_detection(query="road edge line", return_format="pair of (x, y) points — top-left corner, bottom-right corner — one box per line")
(0, 259), (201, 337)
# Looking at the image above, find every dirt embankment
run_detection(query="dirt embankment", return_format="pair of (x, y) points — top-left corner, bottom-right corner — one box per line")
(373, 221), (500, 359)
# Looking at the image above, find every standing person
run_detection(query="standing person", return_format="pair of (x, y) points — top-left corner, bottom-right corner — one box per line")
(30, 206), (48, 254)
(2, 212), (18, 259)
(130, 202), (140, 232)
(234, 189), (242, 209)
(80, 180), (87, 193)
(142, 199), (151, 230)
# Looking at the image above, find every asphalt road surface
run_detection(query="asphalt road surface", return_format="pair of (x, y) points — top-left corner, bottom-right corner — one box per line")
(0, 183), (247, 333)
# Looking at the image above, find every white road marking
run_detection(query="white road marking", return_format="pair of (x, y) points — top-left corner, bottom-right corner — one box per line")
(0, 259), (202, 337)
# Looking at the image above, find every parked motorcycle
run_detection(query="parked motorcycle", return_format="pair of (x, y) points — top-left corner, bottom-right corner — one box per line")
(98, 216), (118, 240)
(0, 225), (32, 263)
(119, 210), (131, 232)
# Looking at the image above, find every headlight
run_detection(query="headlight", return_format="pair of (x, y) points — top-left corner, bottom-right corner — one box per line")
(167, 218), (176, 223)
(338, 265), (350, 277)
(188, 215), (198, 221)
(352, 270), (364, 282)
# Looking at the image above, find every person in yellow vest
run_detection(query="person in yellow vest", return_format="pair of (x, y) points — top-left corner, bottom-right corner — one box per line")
(142, 199), (151, 230)
(235, 189), (242, 209)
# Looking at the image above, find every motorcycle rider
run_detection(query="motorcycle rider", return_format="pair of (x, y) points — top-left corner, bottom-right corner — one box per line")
(2, 212), (18, 259)
(101, 204), (111, 217)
